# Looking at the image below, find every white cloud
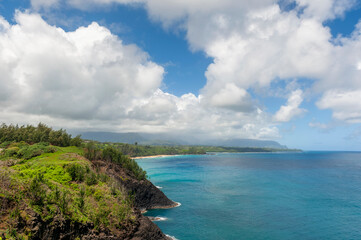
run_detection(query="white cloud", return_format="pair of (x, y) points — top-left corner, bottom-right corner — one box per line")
(12, 0), (361, 137)
(295, 0), (356, 21)
(206, 83), (254, 112)
(274, 89), (306, 122)
(139, 0), (361, 125)
(317, 90), (361, 123)
(31, 0), (61, 10)
(309, 122), (329, 130)
(0, 12), (280, 141)
(0, 11), (164, 120)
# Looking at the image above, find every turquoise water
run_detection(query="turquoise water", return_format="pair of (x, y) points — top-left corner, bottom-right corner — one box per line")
(137, 152), (361, 240)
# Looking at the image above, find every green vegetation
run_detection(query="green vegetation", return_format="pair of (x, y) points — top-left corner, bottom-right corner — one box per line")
(84, 142), (147, 180)
(0, 123), (149, 239)
(0, 123), (82, 147)
(94, 142), (207, 157)
(92, 142), (300, 158)
(0, 144), (136, 239)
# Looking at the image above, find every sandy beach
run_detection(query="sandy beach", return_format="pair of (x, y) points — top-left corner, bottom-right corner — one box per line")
(131, 155), (180, 160)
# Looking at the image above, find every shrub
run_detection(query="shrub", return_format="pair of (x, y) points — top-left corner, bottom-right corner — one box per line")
(0, 141), (12, 148)
(98, 173), (109, 183)
(93, 190), (102, 201)
(66, 164), (85, 182)
(17, 144), (45, 160)
(28, 174), (46, 207)
(4, 147), (20, 157)
(77, 186), (86, 212)
(92, 202), (111, 229)
(70, 135), (82, 147)
(44, 145), (58, 153)
(59, 190), (70, 214)
(85, 172), (98, 186)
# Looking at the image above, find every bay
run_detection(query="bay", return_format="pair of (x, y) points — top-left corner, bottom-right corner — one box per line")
(137, 152), (361, 240)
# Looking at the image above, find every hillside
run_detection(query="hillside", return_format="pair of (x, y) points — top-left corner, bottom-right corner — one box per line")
(0, 124), (176, 240)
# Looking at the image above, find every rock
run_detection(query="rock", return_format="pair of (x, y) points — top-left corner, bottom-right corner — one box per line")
(94, 160), (177, 210)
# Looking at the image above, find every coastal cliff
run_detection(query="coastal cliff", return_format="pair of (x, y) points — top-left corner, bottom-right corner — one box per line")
(0, 145), (174, 240)
(93, 160), (177, 210)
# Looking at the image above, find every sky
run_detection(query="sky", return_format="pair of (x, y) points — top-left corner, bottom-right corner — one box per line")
(0, 0), (361, 150)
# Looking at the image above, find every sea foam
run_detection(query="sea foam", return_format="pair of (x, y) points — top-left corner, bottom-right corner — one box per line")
(154, 216), (168, 221)
(165, 234), (179, 240)
(148, 216), (168, 221)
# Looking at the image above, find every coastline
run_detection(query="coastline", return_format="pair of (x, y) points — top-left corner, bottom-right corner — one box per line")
(131, 150), (301, 160)
(132, 154), (181, 160)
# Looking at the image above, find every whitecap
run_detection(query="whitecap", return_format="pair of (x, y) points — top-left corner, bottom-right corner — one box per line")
(165, 234), (179, 240)
(154, 216), (168, 221)
(156, 186), (163, 189)
(148, 216), (168, 221)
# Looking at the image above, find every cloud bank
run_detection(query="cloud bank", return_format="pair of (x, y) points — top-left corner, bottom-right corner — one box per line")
(2, 0), (361, 141)
(0, 11), (275, 140)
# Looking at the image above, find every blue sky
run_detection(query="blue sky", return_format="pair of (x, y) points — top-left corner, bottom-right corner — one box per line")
(0, 0), (361, 150)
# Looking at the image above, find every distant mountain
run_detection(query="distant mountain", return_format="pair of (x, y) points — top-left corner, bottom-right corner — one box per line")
(212, 139), (288, 149)
(79, 132), (186, 145)
(80, 132), (146, 144)
(78, 131), (288, 149)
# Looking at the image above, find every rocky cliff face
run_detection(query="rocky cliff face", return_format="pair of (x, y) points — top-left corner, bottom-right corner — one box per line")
(93, 160), (177, 210)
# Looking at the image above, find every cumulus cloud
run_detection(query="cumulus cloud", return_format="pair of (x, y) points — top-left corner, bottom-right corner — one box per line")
(28, 0), (361, 123)
(295, 0), (356, 20)
(0, 11), (164, 121)
(0, 11), (279, 141)
(274, 89), (306, 122)
(11, 0), (361, 138)
(0, 12), (164, 121)
(139, 0), (361, 125)
(317, 90), (361, 123)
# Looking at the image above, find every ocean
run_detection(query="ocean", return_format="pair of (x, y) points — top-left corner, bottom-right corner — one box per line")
(137, 152), (361, 240)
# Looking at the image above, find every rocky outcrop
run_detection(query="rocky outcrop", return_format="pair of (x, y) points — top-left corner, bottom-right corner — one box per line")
(93, 160), (177, 210)
(2, 159), (176, 240)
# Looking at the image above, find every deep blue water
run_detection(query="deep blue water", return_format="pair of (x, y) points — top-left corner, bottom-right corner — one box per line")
(137, 152), (361, 240)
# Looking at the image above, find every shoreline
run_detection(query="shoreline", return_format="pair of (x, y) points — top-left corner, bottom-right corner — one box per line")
(131, 150), (302, 160)
(131, 154), (181, 160)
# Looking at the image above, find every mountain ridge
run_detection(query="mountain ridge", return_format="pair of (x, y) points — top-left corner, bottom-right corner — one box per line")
(78, 131), (287, 149)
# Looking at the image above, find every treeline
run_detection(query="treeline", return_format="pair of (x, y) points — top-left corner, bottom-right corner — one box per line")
(0, 123), (147, 181)
(84, 142), (147, 181)
(97, 142), (296, 157)
(101, 143), (207, 157)
(0, 123), (82, 147)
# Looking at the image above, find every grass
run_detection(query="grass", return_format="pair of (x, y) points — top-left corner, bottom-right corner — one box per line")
(11, 147), (87, 185)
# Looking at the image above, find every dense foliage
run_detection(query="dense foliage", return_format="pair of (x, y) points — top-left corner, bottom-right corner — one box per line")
(84, 142), (147, 180)
(0, 123), (82, 147)
(0, 142), (58, 160)
(95, 142), (298, 158)
(0, 145), (134, 239)
(100, 142), (207, 157)
(0, 123), (147, 180)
